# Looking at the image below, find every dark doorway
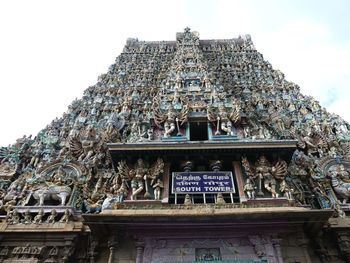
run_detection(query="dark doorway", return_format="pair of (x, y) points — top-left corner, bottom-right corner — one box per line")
(190, 122), (208, 141)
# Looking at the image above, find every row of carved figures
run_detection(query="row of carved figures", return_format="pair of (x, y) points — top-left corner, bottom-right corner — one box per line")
(5, 208), (72, 225)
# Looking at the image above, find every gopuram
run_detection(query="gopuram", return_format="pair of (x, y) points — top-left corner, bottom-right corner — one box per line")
(1, 28), (350, 263)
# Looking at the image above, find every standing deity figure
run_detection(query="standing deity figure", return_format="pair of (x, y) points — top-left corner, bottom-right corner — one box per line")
(279, 180), (293, 200)
(153, 100), (188, 138)
(116, 182), (128, 203)
(131, 159), (147, 200)
(175, 76), (183, 89)
(242, 156), (287, 198)
(255, 156), (277, 197)
(152, 179), (164, 200)
(202, 75), (212, 90)
(29, 142), (44, 168)
(78, 125), (98, 162)
(207, 101), (240, 136)
(116, 159), (164, 201)
(243, 178), (256, 199)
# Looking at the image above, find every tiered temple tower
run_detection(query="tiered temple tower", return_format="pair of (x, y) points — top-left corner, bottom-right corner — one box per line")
(1, 28), (350, 262)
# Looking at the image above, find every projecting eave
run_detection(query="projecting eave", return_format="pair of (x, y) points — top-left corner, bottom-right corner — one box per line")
(107, 139), (297, 159)
(83, 207), (333, 236)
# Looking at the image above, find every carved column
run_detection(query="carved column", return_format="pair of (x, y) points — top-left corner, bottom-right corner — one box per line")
(233, 161), (247, 202)
(58, 239), (75, 263)
(162, 163), (171, 203)
(135, 240), (145, 263)
(297, 233), (312, 263)
(336, 231), (350, 262)
(87, 239), (99, 263)
(272, 236), (284, 263)
(107, 237), (118, 263)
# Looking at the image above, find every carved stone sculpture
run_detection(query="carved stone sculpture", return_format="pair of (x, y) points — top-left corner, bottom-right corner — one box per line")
(242, 156), (288, 198)
(328, 164), (350, 203)
(33, 208), (44, 224)
(116, 158), (164, 200)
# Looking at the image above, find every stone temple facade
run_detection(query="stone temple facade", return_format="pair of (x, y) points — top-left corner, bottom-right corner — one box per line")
(1, 28), (350, 263)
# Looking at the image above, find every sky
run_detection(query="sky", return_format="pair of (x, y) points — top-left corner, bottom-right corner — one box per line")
(0, 0), (350, 146)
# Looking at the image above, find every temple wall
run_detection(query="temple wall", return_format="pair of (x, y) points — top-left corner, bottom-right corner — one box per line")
(89, 230), (348, 263)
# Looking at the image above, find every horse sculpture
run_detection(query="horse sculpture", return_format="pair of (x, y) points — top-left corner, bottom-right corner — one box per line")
(32, 184), (72, 206)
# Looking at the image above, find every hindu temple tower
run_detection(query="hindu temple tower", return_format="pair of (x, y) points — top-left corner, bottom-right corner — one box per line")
(1, 28), (350, 263)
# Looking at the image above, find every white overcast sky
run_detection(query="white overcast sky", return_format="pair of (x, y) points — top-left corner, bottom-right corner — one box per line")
(0, 0), (350, 146)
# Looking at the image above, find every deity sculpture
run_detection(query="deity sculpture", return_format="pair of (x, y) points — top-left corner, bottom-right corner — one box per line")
(242, 156), (288, 198)
(7, 208), (20, 224)
(184, 194), (192, 205)
(207, 100), (240, 136)
(69, 125), (103, 163)
(116, 158), (164, 200)
(216, 193), (226, 204)
(243, 178), (256, 199)
(59, 209), (71, 223)
(22, 209), (32, 224)
(153, 100), (188, 138)
(328, 164), (350, 204)
(279, 180), (293, 200)
(152, 179), (164, 200)
(33, 209), (44, 224)
(46, 209), (57, 223)
(130, 159), (147, 199)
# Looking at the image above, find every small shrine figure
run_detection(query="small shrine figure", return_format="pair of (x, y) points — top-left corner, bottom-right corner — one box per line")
(7, 208), (20, 224)
(46, 209), (57, 223)
(22, 209), (32, 224)
(5, 206), (14, 223)
(10, 209), (20, 224)
(279, 180), (293, 200)
(59, 209), (71, 223)
(152, 179), (164, 200)
(184, 194), (192, 205)
(33, 209), (45, 224)
(244, 178), (256, 199)
(116, 182), (128, 203)
(216, 193), (226, 204)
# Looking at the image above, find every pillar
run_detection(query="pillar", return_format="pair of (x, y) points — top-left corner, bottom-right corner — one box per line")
(135, 240), (145, 263)
(297, 233), (312, 263)
(107, 238), (118, 263)
(272, 236), (283, 263)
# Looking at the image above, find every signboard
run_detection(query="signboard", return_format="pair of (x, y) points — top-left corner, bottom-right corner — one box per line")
(153, 261), (267, 263)
(172, 171), (235, 194)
